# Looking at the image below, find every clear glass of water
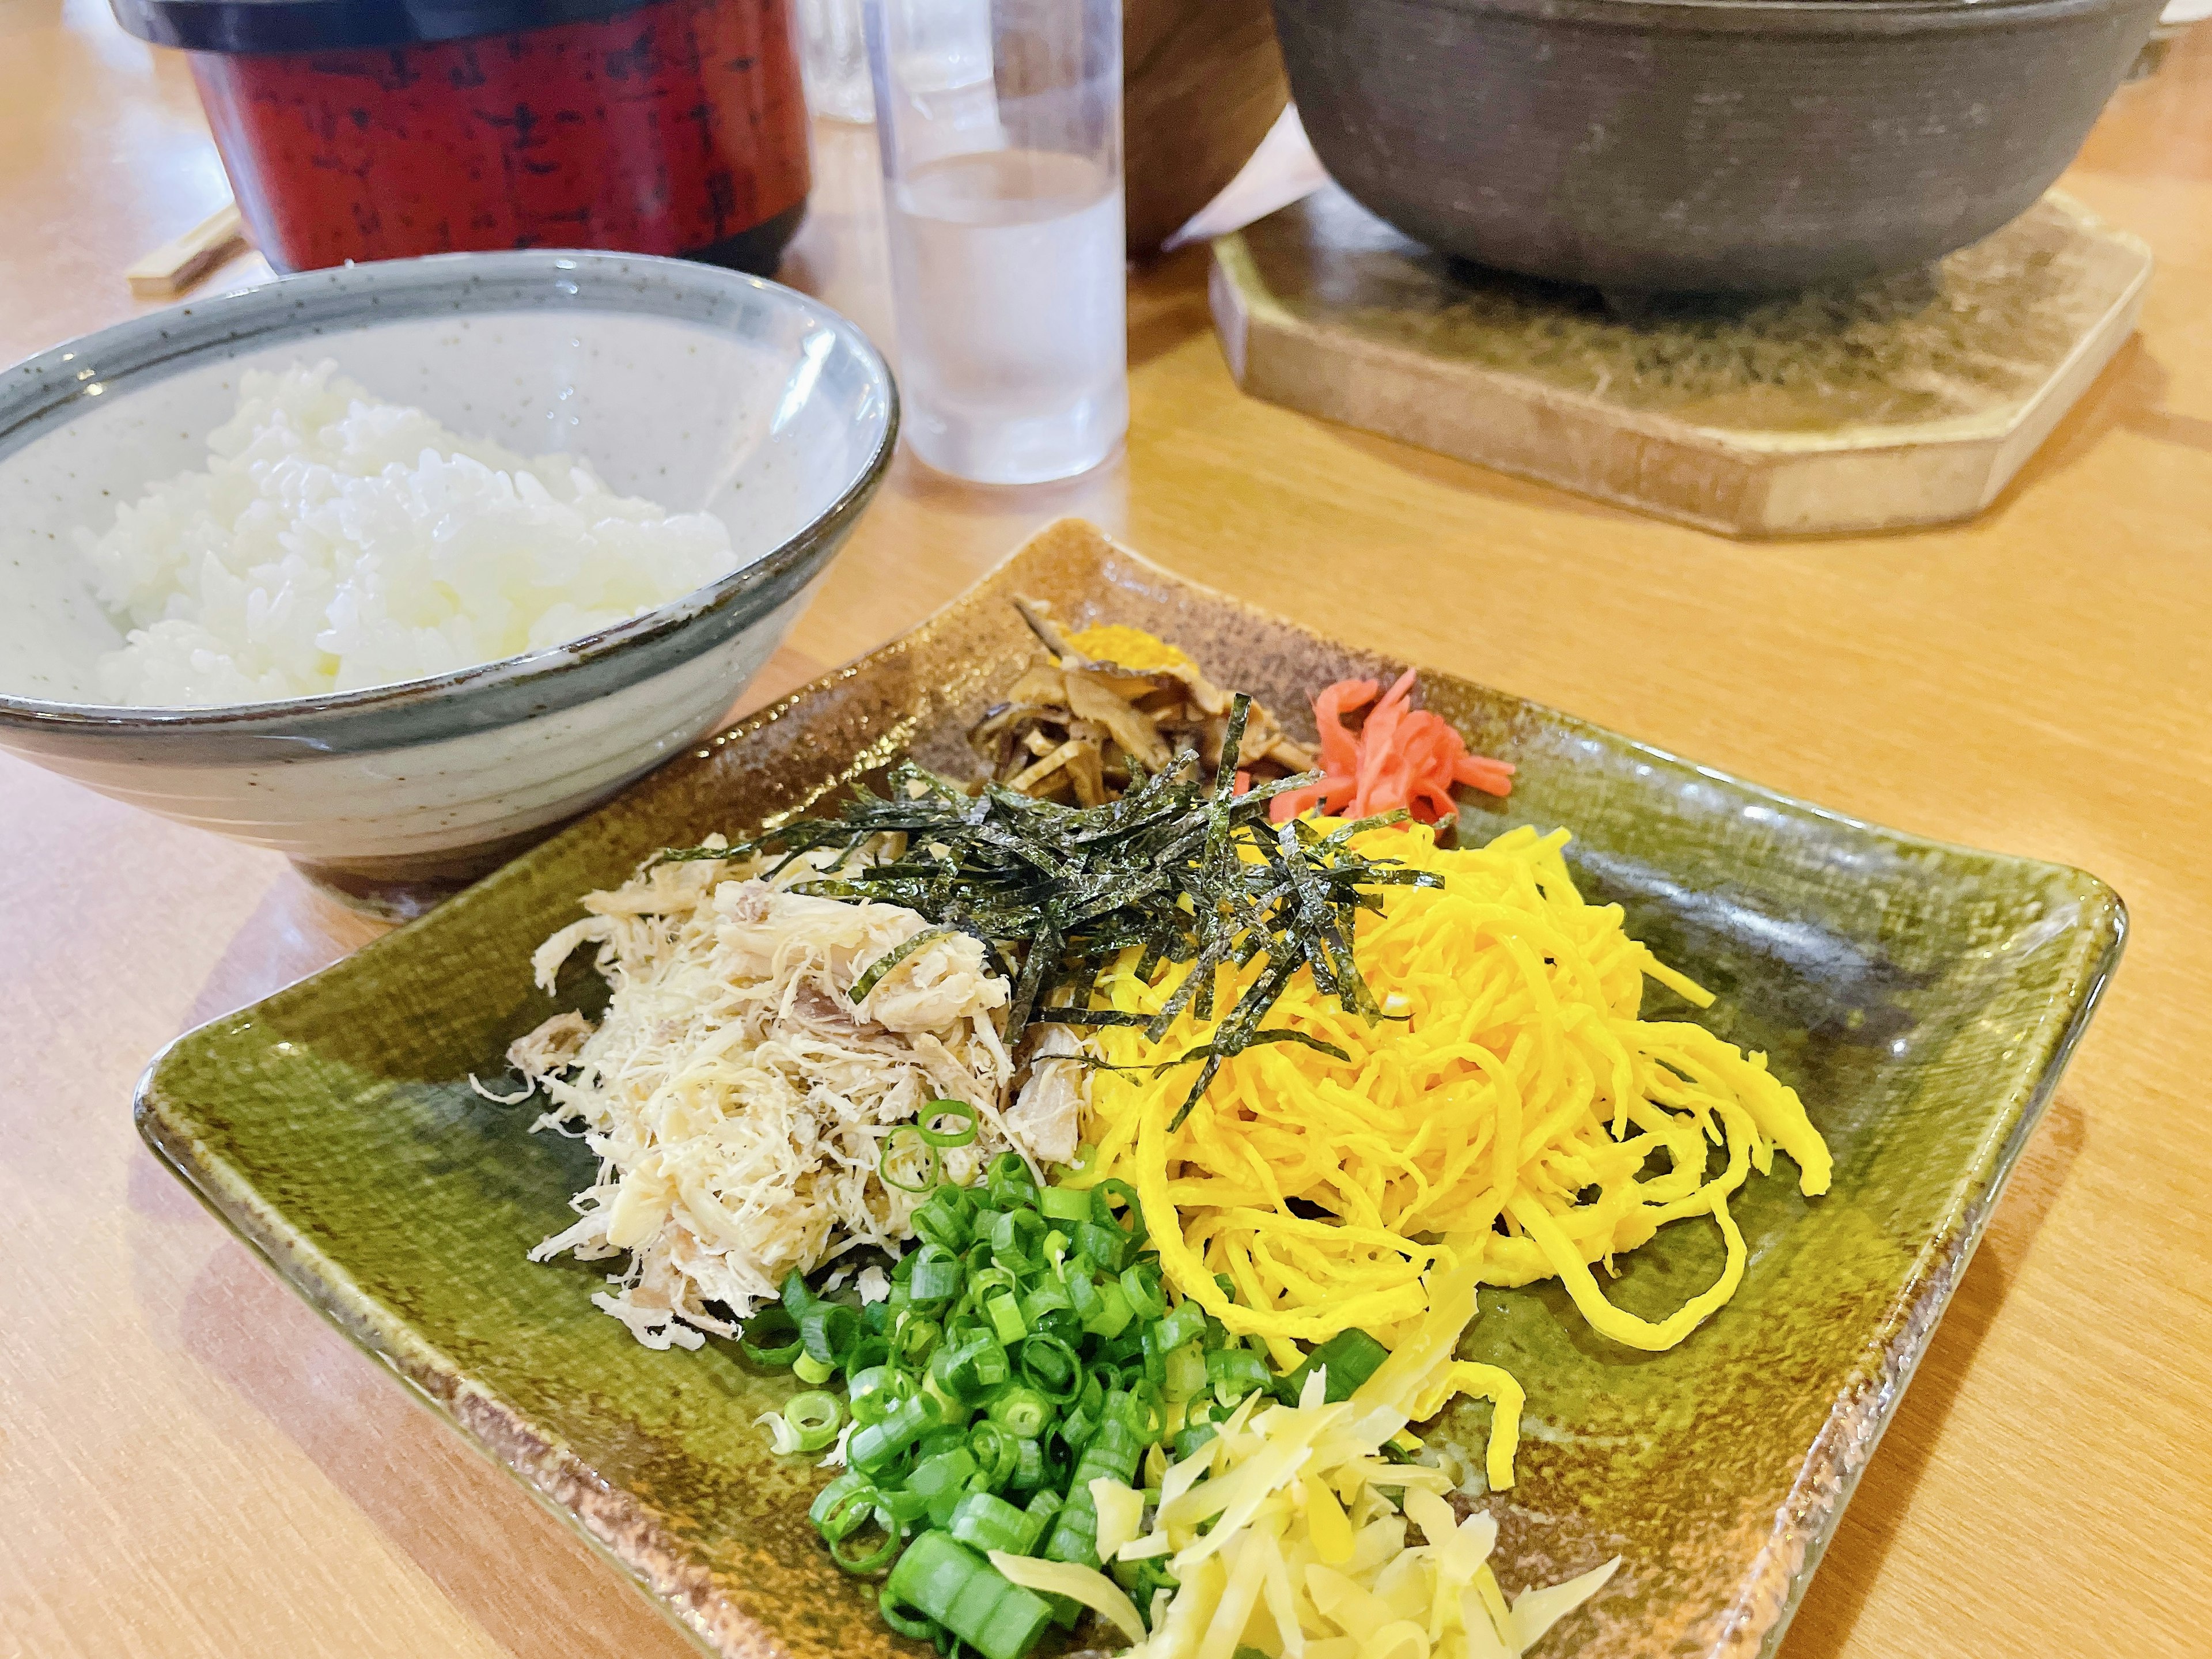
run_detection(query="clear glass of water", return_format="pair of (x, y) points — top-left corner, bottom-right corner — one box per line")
(797, 0), (874, 124)
(863, 0), (1128, 484)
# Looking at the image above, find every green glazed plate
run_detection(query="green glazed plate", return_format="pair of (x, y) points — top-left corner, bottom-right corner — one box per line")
(138, 519), (2124, 1659)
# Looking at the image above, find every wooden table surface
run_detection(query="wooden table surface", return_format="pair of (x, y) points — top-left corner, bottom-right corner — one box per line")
(5, 7), (2210, 1657)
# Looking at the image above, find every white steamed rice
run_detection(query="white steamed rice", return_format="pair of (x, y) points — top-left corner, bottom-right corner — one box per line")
(76, 360), (744, 707)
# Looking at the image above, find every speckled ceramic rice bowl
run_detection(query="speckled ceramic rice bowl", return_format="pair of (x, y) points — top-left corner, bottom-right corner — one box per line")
(0, 251), (895, 916)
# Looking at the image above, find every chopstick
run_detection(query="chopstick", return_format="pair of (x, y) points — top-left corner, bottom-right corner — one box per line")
(126, 202), (248, 300)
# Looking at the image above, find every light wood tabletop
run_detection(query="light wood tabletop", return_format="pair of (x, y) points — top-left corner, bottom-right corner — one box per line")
(5, 7), (2209, 1658)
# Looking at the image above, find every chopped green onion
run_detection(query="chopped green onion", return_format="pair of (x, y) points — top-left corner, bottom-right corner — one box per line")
(1039, 1186), (1091, 1224)
(1173, 1421), (1220, 1461)
(1092, 1179), (1147, 1247)
(1080, 1279), (1134, 1340)
(774, 1160), (1415, 1659)
(815, 1479), (887, 1557)
(1206, 1347), (1273, 1403)
(1151, 1301), (1205, 1354)
(878, 1486), (931, 1528)
(802, 1302), (863, 1365)
(1018, 1282), (1072, 1326)
(882, 1124), (942, 1194)
(896, 1315), (944, 1369)
(1285, 1327), (1391, 1403)
(850, 1365), (917, 1426)
(932, 1328), (1012, 1405)
(1030, 1307), (1083, 1349)
(1009, 1436), (1048, 1492)
(1161, 1340), (1208, 1403)
(1074, 1421), (1142, 1486)
(1118, 1264), (1166, 1322)
(1017, 1334), (1082, 1402)
(782, 1269), (816, 1319)
(885, 1533), (1054, 1659)
(908, 1446), (982, 1527)
(985, 1291), (1027, 1346)
(786, 1391), (845, 1453)
(831, 1510), (903, 1574)
(976, 1346), (1013, 1388)
(1064, 1269), (1101, 1319)
(987, 1387), (1053, 1440)
(912, 1190), (971, 1251)
(949, 1491), (1040, 1556)
(969, 1262), (1018, 1300)
(918, 1099), (980, 1147)
(922, 1370), (974, 1430)
(910, 1244), (964, 1305)
(740, 1309), (804, 1369)
(1073, 1221), (1130, 1274)
(810, 1469), (876, 1537)
(1057, 1405), (1100, 1460)
(888, 1529), (975, 1618)
(1041, 1485), (1101, 1570)
(968, 1419), (1020, 1489)
(846, 1332), (893, 1376)
(985, 1152), (1037, 1210)
(851, 1393), (939, 1473)
(1129, 1556), (1180, 1607)
(1108, 1384), (1165, 1446)
(918, 1422), (970, 1461)
(880, 1585), (938, 1642)
(984, 1208), (1047, 1265)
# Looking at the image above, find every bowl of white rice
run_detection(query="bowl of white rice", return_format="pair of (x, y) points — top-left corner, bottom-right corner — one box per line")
(0, 250), (894, 916)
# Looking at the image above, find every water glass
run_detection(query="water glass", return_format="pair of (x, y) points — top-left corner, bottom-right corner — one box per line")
(796, 0), (874, 123)
(863, 0), (1128, 484)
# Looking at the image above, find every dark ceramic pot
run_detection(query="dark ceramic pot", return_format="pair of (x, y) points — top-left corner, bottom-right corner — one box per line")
(1272, 0), (2164, 294)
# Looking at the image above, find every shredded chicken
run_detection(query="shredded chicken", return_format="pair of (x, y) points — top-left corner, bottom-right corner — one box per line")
(1008, 1025), (1088, 1166)
(506, 844), (1051, 1349)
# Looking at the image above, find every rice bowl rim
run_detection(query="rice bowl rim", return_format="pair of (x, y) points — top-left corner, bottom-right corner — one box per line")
(0, 249), (897, 751)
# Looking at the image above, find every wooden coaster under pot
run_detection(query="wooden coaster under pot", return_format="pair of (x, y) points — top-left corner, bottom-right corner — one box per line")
(1209, 184), (2150, 537)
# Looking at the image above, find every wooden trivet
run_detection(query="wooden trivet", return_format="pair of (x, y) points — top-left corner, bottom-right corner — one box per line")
(1210, 185), (2150, 537)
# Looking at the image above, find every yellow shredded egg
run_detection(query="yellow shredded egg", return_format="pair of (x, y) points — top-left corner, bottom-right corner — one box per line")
(1073, 820), (1830, 1422)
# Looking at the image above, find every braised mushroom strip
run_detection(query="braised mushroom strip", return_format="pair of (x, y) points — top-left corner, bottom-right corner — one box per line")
(966, 598), (1317, 805)
(661, 695), (1438, 1130)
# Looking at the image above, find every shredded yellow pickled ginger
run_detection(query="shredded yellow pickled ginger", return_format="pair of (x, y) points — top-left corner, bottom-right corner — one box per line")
(1074, 821), (1830, 1396)
(1078, 1362), (1618, 1659)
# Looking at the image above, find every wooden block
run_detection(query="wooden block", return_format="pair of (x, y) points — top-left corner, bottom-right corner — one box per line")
(126, 202), (247, 300)
(1210, 185), (2152, 537)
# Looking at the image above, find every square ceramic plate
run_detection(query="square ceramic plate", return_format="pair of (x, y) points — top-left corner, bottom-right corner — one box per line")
(138, 519), (2123, 1659)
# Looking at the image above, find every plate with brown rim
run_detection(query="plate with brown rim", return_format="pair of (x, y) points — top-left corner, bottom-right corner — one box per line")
(137, 517), (2123, 1659)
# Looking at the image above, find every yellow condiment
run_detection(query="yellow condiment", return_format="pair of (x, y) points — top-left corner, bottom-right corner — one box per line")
(1071, 820), (1830, 1468)
(1065, 623), (1196, 675)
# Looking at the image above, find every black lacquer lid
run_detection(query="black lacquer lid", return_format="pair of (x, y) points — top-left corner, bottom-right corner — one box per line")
(109, 0), (666, 54)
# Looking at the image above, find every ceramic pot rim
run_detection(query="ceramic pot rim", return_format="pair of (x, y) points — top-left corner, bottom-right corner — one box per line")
(1376, 0), (2156, 35)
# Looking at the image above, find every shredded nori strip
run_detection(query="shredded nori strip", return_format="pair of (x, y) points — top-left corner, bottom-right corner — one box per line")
(660, 694), (1440, 1130)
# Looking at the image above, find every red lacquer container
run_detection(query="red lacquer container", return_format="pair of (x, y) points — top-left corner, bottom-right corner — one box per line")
(109, 0), (811, 274)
